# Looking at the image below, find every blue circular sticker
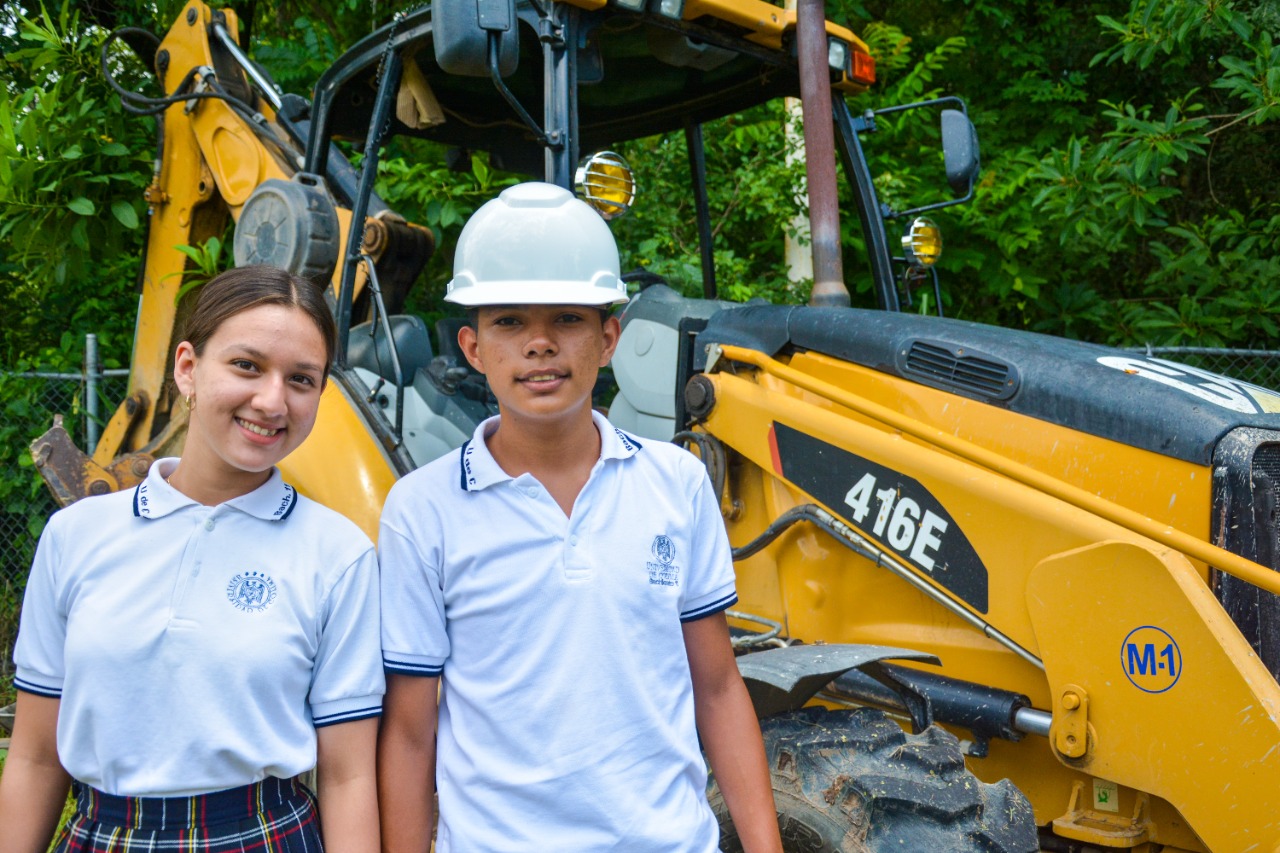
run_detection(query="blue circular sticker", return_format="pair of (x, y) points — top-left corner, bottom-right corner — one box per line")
(1120, 626), (1181, 693)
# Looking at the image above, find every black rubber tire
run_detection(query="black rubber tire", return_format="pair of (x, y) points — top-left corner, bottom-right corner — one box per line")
(708, 706), (1038, 853)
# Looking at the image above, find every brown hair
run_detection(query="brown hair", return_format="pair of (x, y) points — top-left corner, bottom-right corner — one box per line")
(183, 265), (336, 375)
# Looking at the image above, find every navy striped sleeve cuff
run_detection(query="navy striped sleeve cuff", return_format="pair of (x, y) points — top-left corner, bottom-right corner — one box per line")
(383, 657), (444, 677)
(14, 676), (62, 698)
(314, 706), (382, 727)
(680, 592), (738, 623)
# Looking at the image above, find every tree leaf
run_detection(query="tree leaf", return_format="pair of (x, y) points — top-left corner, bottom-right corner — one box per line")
(67, 197), (95, 215)
(70, 216), (89, 249)
(111, 200), (139, 229)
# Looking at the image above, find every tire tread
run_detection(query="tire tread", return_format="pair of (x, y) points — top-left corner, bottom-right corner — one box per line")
(709, 707), (1037, 853)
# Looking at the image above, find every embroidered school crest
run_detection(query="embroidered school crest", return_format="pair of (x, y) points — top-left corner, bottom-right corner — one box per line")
(647, 535), (680, 587)
(226, 571), (278, 613)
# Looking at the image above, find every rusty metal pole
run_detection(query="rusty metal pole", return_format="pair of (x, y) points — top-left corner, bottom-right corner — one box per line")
(796, 0), (849, 307)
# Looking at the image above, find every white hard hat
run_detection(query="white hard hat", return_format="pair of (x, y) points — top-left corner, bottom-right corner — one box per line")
(445, 182), (629, 307)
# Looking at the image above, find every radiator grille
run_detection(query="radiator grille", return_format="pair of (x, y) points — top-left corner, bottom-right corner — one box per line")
(1254, 444), (1280, 571)
(1215, 433), (1280, 680)
(903, 341), (1018, 400)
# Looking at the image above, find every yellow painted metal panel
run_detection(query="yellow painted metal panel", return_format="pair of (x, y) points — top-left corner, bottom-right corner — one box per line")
(714, 345), (1280, 597)
(1028, 541), (1280, 850)
(704, 354), (1268, 847)
(126, 2), (232, 443)
(680, 0), (865, 51)
(206, 123), (265, 206)
(277, 380), (398, 540)
(791, 350), (1211, 549)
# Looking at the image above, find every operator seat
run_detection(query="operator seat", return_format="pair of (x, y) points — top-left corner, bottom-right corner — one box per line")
(347, 314), (434, 383)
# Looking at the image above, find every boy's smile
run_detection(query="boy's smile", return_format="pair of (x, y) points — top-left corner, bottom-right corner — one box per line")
(458, 304), (620, 424)
(518, 368), (567, 390)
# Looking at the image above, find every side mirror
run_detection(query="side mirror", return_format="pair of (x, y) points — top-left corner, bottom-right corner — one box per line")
(433, 0), (519, 78)
(941, 109), (980, 198)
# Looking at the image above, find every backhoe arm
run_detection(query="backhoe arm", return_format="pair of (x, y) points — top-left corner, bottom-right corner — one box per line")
(33, 1), (426, 505)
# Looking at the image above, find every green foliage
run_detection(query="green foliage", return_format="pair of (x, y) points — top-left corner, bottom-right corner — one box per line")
(1, 580), (18, 706)
(376, 149), (517, 235)
(1124, 210), (1280, 345)
(246, 0), (427, 95)
(0, 2), (147, 365)
(7, 0), (1273, 356)
(4, 0), (1276, 348)
(1010, 0), (1279, 345)
(167, 236), (230, 304)
(614, 104), (811, 304)
(1213, 31), (1280, 127)
(0, 335), (89, 529)
(0, 374), (57, 529)
(0, 4), (150, 694)
(0, 367), (68, 699)
(1094, 0), (1252, 70)
(1030, 97), (1210, 250)
(851, 0), (1280, 345)
(0, 4), (148, 285)
(374, 146), (522, 321)
(250, 15), (346, 96)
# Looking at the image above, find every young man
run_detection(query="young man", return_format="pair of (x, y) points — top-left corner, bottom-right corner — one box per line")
(377, 182), (782, 852)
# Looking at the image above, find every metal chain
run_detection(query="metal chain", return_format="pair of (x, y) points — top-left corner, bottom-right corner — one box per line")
(372, 10), (404, 96)
(366, 9), (407, 153)
(368, 4), (428, 150)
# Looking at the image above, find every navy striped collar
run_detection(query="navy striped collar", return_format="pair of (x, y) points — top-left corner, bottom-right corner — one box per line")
(457, 411), (643, 492)
(133, 458), (298, 521)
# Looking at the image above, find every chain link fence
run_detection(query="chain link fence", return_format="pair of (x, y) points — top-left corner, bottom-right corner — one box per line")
(1, 339), (128, 701)
(1121, 347), (1280, 391)
(0, 374), (75, 580)
(0, 374), (130, 583)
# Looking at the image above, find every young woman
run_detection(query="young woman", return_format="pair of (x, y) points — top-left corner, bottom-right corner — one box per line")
(0, 265), (382, 853)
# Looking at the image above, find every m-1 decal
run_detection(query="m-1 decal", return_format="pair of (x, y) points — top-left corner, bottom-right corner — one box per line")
(1121, 625), (1181, 693)
(1097, 356), (1280, 414)
(770, 422), (988, 612)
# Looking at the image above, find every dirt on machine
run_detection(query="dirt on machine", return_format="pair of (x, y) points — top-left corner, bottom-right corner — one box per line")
(33, 0), (1280, 849)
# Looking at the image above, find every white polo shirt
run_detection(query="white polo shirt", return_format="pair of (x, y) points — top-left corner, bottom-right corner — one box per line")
(380, 411), (737, 852)
(13, 459), (384, 797)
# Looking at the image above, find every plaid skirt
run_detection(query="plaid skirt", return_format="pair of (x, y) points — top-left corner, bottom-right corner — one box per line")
(52, 776), (323, 853)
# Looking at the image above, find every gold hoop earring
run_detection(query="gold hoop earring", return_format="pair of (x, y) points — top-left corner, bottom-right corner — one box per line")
(185, 394), (195, 411)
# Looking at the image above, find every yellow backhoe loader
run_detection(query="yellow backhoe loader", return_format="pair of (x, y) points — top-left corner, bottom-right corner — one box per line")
(32, 0), (1280, 848)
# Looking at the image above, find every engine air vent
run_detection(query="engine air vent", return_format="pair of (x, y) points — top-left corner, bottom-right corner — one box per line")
(1254, 444), (1280, 569)
(901, 340), (1019, 401)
